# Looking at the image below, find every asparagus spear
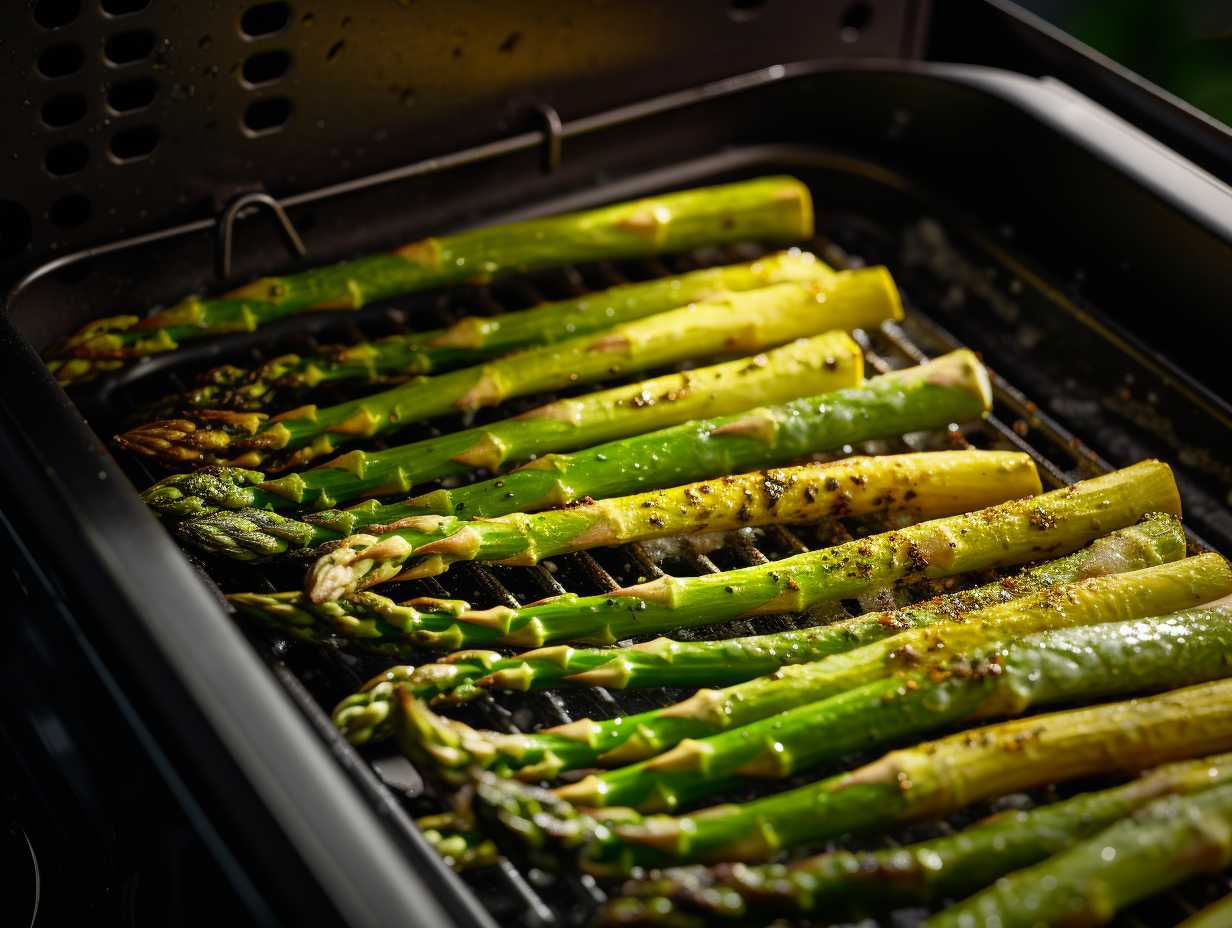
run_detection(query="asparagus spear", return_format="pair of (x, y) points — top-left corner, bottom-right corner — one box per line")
(463, 677), (1232, 874)
(116, 273), (900, 469)
(602, 752), (1232, 926)
(551, 584), (1232, 810)
(182, 348), (990, 556)
(331, 514), (1185, 745)
(1178, 893), (1232, 928)
(930, 781), (1232, 928)
(308, 449), (1043, 600)
(228, 460), (1181, 653)
(48, 176), (815, 385)
(146, 330), (863, 521)
(145, 252), (838, 413)
(396, 556), (1231, 786)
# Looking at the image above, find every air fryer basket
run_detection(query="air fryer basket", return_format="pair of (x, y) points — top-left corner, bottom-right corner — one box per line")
(3, 63), (1232, 926)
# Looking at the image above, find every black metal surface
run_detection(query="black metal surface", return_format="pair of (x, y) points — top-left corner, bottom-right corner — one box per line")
(2, 60), (1232, 928)
(0, 0), (927, 282)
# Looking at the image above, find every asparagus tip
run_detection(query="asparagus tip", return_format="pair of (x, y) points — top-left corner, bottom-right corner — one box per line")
(116, 409), (268, 467)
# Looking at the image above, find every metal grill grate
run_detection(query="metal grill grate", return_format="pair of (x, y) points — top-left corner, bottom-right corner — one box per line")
(80, 218), (1230, 926)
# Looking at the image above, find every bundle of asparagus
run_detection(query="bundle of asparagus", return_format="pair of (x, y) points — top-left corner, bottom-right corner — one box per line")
(143, 330), (864, 521)
(394, 559), (1232, 788)
(306, 449), (1043, 600)
(931, 781), (1232, 928)
(142, 252), (838, 414)
(602, 752), (1232, 926)
(48, 176), (815, 385)
(461, 677), (1232, 874)
(171, 347), (990, 557)
(117, 271), (900, 470)
(332, 514), (1185, 744)
(228, 460), (1181, 652)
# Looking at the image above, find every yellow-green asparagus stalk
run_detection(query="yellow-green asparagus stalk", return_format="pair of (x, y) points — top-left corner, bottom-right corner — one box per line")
(49, 176), (815, 385)
(139, 252), (837, 413)
(307, 449), (1042, 600)
(929, 780), (1232, 928)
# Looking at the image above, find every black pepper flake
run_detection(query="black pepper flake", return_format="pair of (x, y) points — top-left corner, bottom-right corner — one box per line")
(824, 477), (840, 492)
(762, 472), (787, 506)
(1028, 507), (1057, 530)
(906, 541), (929, 572)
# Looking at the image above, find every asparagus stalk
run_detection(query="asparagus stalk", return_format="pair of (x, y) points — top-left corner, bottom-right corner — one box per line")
(417, 814), (500, 871)
(144, 252), (838, 413)
(395, 556), (1231, 786)
(331, 514), (1185, 745)
(48, 176), (815, 385)
(116, 273), (900, 469)
(228, 460), (1181, 654)
(602, 752), (1232, 926)
(463, 677), (1232, 874)
(551, 584), (1232, 811)
(308, 449), (1043, 600)
(1178, 893), (1232, 928)
(146, 330), (863, 521)
(930, 781), (1232, 928)
(182, 349), (990, 556)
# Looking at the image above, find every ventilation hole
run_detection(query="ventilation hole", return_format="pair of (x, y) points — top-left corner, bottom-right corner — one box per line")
(37, 43), (85, 78)
(101, 0), (150, 14)
(34, 0), (80, 29)
(109, 124), (159, 160)
(104, 29), (155, 64)
(729, 0), (768, 21)
(241, 49), (290, 85)
(840, 1), (872, 41)
(242, 97), (291, 134)
(240, 2), (291, 38)
(41, 93), (88, 127)
(49, 193), (92, 228)
(45, 140), (90, 175)
(0, 200), (34, 259)
(107, 76), (157, 112)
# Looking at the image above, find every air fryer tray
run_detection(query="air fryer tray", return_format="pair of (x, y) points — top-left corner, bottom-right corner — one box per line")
(4, 64), (1232, 927)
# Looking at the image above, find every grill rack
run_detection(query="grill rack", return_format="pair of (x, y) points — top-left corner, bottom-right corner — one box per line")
(80, 217), (1229, 927)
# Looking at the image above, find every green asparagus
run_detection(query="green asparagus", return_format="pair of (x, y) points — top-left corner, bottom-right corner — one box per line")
(142, 252), (838, 413)
(396, 557), (1231, 786)
(146, 330), (863, 521)
(551, 586), (1232, 810)
(331, 514), (1185, 745)
(117, 272), (900, 469)
(462, 677), (1232, 873)
(601, 752), (1232, 926)
(176, 348), (987, 557)
(930, 781), (1232, 928)
(307, 449), (1042, 600)
(228, 460), (1181, 652)
(49, 176), (815, 385)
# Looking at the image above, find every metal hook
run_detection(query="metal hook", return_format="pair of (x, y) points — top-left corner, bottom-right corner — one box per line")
(531, 103), (563, 174)
(214, 191), (307, 281)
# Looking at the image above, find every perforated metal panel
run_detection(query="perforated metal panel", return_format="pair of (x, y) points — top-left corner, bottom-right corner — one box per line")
(0, 0), (925, 282)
